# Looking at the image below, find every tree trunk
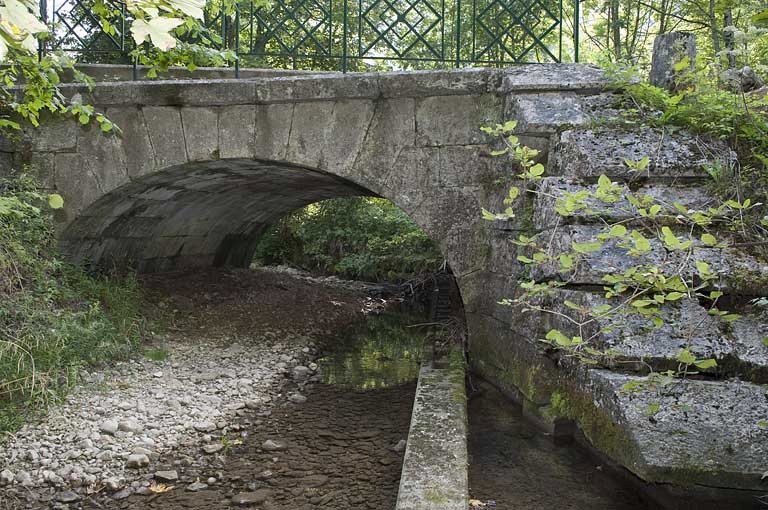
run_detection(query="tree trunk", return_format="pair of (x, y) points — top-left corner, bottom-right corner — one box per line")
(723, 6), (736, 69)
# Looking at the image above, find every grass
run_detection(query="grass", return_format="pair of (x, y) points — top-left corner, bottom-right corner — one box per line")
(0, 173), (145, 435)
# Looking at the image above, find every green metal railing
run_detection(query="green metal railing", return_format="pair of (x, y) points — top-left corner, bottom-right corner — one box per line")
(40, 0), (580, 74)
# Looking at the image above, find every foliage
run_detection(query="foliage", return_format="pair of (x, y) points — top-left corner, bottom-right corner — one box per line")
(578, 0), (768, 71)
(606, 64), (768, 248)
(254, 197), (443, 282)
(0, 172), (144, 434)
(0, 0), (232, 132)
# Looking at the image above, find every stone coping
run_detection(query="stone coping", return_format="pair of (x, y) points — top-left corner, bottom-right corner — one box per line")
(395, 363), (468, 510)
(8, 65), (606, 107)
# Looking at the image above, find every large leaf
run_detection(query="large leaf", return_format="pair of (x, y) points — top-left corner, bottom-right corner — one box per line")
(131, 17), (183, 51)
(168, 0), (205, 20)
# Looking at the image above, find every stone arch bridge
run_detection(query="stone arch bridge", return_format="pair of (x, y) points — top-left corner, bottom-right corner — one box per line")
(3, 65), (767, 497)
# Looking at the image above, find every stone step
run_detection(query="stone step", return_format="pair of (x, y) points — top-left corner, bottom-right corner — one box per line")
(549, 128), (733, 181)
(527, 225), (768, 295)
(582, 369), (768, 491)
(539, 289), (768, 382)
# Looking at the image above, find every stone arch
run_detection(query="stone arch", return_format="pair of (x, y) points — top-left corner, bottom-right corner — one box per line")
(59, 157), (483, 287)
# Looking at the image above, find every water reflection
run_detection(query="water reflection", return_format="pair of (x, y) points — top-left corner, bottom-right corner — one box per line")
(317, 313), (425, 389)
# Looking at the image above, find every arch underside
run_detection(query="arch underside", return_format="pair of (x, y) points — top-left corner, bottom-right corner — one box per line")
(60, 159), (374, 272)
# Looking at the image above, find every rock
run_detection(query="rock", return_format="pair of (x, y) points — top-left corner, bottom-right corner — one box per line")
(99, 420), (119, 435)
(202, 444), (224, 454)
(96, 451), (113, 461)
(14, 471), (32, 485)
(152, 371), (163, 378)
(288, 393), (307, 404)
(206, 477), (216, 485)
(125, 453), (150, 469)
(261, 439), (286, 451)
(154, 470), (178, 482)
(0, 469), (14, 485)
(112, 488), (132, 500)
(721, 66), (766, 93)
(292, 366), (310, 381)
(193, 421), (217, 433)
(392, 439), (407, 453)
(649, 32), (696, 91)
(56, 490), (80, 503)
(232, 489), (272, 506)
(104, 477), (122, 490)
(187, 481), (208, 491)
(118, 419), (143, 434)
(301, 474), (329, 487)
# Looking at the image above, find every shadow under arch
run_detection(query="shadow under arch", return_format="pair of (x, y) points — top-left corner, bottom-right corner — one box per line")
(59, 158), (463, 280)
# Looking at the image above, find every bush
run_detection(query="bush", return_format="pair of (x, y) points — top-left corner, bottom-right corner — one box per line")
(0, 173), (143, 433)
(254, 197), (443, 282)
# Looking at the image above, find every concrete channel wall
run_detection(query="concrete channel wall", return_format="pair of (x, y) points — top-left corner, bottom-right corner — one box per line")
(396, 363), (468, 510)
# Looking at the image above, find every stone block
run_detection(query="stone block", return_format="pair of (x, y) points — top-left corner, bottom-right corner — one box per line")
(499, 64), (606, 93)
(29, 119), (78, 152)
(253, 103), (294, 161)
(142, 106), (187, 169)
(353, 97), (415, 180)
(106, 107), (155, 179)
(379, 68), (498, 98)
(219, 106), (256, 159)
(586, 370), (768, 490)
(395, 364), (468, 510)
(437, 145), (506, 188)
(181, 107), (219, 161)
(254, 74), (377, 103)
(550, 128), (733, 180)
(530, 224), (768, 294)
(53, 153), (107, 216)
(506, 93), (589, 134)
(415, 94), (500, 147)
(532, 177), (715, 230)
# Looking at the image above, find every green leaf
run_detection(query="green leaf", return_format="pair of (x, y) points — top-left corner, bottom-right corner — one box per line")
(676, 349), (696, 365)
(694, 358), (717, 369)
(47, 194), (64, 209)
(700, 233), (717, 246)
(646, 403), (660, 416)
(665, 292), (684, 301)
(545, 329), (572, 347)
(609, 224), (627, 237)
(481, 208), (496, 221)
(762, 338), (768, 347)
(528, 163), (545, 177)
(564, 300), (581, 310)
(571, 241), (602, 254)
(490, 149), (508, 156)
(517, 255), (533, 264)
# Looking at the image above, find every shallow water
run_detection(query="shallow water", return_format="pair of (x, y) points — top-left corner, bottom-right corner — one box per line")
(316, 312), (425, 389)
(468, 379), (649, 510)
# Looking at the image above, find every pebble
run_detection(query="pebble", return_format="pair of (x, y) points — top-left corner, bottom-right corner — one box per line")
(202, 444), (224, 454)
(261, 440), (286, 451)
(56, 490), (80, 503)
(0, 469), (14, 485)
(99, 420), (119, 435)
(232, 489), (272, 506)
(193, 421), (217, 433)
(118, 419), (142, 434)
(392, 439), (407, 452)
(154, 470), (178, 482)
(288, 393), (307, 404)
(187, 481), (208, 491)
(125, 453), (150, 468)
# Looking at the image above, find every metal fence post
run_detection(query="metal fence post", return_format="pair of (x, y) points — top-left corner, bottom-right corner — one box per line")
(573, 0), (579, 62)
